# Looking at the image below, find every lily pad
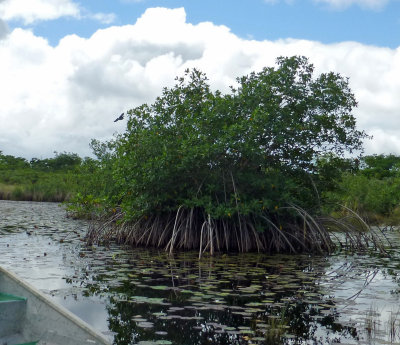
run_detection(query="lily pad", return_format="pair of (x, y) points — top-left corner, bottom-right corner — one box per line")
(150, 285), (169, 290)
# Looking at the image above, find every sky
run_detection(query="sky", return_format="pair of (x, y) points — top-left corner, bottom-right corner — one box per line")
(1, 0), (400, 159)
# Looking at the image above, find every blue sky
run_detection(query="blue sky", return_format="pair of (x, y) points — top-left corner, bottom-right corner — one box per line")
(10, 0), (400, 48)
(1, 0), (400, 158)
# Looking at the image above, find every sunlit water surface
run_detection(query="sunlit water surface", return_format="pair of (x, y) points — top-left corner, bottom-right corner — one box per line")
(1, 200), (400, 345)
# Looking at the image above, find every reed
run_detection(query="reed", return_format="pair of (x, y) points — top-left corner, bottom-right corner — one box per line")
(387, 309), (400, 343)
(0, 184), (73, 202)
(0, 183), (17, 200)
(364, 306), (380, 340)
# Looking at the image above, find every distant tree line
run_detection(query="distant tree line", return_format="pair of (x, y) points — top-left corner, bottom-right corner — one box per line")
(0, 151), (82, 172)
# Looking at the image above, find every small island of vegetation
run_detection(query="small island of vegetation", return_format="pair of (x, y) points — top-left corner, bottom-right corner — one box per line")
(1, 56), (399, 255)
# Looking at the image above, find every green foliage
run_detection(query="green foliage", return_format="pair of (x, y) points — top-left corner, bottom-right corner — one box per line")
(84, 139), (119, 201)
(326, 173), (399, 215)
(324, 154), (400, 224)
(110, 56), (366, 227)
(65, 192), (106, 219)
(2, 56), (370, 251)
(360, 154), (400, 179)
(315, 154), (360, 192)
(0, 151), (84, 202)
(30, 151), (82, 171)
(0, 152), (29, 169)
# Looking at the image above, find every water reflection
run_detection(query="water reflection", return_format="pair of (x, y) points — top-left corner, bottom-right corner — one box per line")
(1, 200), (400, 344)
(80, 249), (358, 345)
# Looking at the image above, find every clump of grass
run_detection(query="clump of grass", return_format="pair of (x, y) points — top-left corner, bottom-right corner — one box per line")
(358, 306), (400, 343)
(262, 307), (291, 344)
(364, 306), (380, 340)
(387, 309), (400, 343)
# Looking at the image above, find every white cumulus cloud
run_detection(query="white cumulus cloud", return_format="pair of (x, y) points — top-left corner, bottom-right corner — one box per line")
(0, 0), (81, 24)
(0, 7), (400, 158)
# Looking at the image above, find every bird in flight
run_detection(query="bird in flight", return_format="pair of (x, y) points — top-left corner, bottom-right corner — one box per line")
(114, 112), (124, 122)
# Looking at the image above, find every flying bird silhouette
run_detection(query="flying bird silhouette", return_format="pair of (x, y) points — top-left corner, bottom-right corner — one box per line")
(114, 112), (124, 122)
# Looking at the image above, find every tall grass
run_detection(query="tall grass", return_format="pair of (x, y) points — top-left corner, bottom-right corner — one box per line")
(0, 151), (86, 202)
(0, 171), (80, 202)
(0, 183), (17, 200)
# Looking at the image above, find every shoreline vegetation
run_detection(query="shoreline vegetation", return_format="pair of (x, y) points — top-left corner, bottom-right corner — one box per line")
(2, 152), (399, 226)
(2, 56), (399, 254)
(0, 151), (90, 202)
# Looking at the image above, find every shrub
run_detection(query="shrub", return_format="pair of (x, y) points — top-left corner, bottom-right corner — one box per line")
(86, 56), (368, 253)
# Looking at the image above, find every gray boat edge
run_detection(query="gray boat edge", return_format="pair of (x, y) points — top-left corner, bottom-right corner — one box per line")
(0, 265), (112, 345)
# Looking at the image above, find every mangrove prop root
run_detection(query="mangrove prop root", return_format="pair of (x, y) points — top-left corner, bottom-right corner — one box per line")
(85, 206), (388, 255)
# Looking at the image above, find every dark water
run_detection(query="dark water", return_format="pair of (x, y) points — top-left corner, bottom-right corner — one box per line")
(1, 200), (400, 344)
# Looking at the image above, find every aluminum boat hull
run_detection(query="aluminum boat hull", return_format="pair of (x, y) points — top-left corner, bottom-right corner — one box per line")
(0, 266), (111, 345)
